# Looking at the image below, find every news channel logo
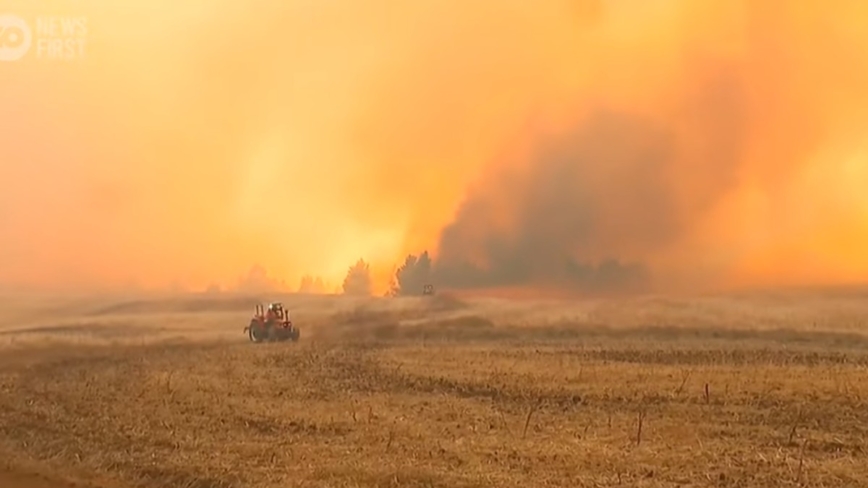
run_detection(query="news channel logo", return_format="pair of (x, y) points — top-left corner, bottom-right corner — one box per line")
(0, 13), (87, 62)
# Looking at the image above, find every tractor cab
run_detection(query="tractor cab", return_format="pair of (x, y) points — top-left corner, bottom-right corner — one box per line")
(267, 302), (286, 320)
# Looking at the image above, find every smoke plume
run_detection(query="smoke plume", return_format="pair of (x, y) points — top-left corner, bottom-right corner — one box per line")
(428, 0), (868, 293)
(2, 0), (867, 294)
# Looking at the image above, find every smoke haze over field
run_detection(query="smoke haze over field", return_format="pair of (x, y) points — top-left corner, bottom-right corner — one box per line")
(1, 0), (867, 294)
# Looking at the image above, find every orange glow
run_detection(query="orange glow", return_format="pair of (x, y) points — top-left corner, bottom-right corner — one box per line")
(1, 0), (867, 294)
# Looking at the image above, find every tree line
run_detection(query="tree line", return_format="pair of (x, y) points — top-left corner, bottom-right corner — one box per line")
(206, 254), (434, 296)
(341, 251), (433, 296)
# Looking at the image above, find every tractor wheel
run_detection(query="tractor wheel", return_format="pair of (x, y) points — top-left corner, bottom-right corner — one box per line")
(290, 328), (300, 342)
(247, 320), (263, 343)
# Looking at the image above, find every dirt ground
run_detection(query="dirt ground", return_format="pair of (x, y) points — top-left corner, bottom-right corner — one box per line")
(1, 288), (867, 487)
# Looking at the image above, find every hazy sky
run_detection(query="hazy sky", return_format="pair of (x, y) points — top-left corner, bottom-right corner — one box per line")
(1, 0), (867, 294)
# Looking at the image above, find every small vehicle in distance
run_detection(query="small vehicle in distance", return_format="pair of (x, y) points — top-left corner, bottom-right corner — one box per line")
(244, 302), (300, 343)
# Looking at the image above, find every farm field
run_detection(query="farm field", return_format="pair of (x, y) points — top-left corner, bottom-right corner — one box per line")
(1, 288), (868, 487)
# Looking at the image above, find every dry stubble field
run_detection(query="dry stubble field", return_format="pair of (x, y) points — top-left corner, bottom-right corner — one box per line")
(1, 288), (868, 487)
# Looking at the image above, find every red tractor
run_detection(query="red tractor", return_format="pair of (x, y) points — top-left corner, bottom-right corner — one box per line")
(244, 302), (300, 343)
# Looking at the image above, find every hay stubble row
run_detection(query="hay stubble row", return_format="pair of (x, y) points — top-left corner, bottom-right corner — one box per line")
(0, 292), (867, 487)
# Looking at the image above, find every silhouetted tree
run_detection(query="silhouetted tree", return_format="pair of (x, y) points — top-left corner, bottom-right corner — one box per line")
(392, 251), (432, 296)
(298, 275), (315, 293)
(299, 274), (329, 294)
(237, 264), (283, 292)
(342, 259), (373, 296)
(386, 267), (400, 297)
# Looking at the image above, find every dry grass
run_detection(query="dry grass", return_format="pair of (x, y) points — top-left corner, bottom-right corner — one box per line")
(1, 288), (868, 487)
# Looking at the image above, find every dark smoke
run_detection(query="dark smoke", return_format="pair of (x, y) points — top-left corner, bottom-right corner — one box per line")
(432, 64), (749, 293)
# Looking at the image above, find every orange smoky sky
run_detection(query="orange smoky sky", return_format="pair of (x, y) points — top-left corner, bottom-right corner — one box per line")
(1, 0), (867, 294)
